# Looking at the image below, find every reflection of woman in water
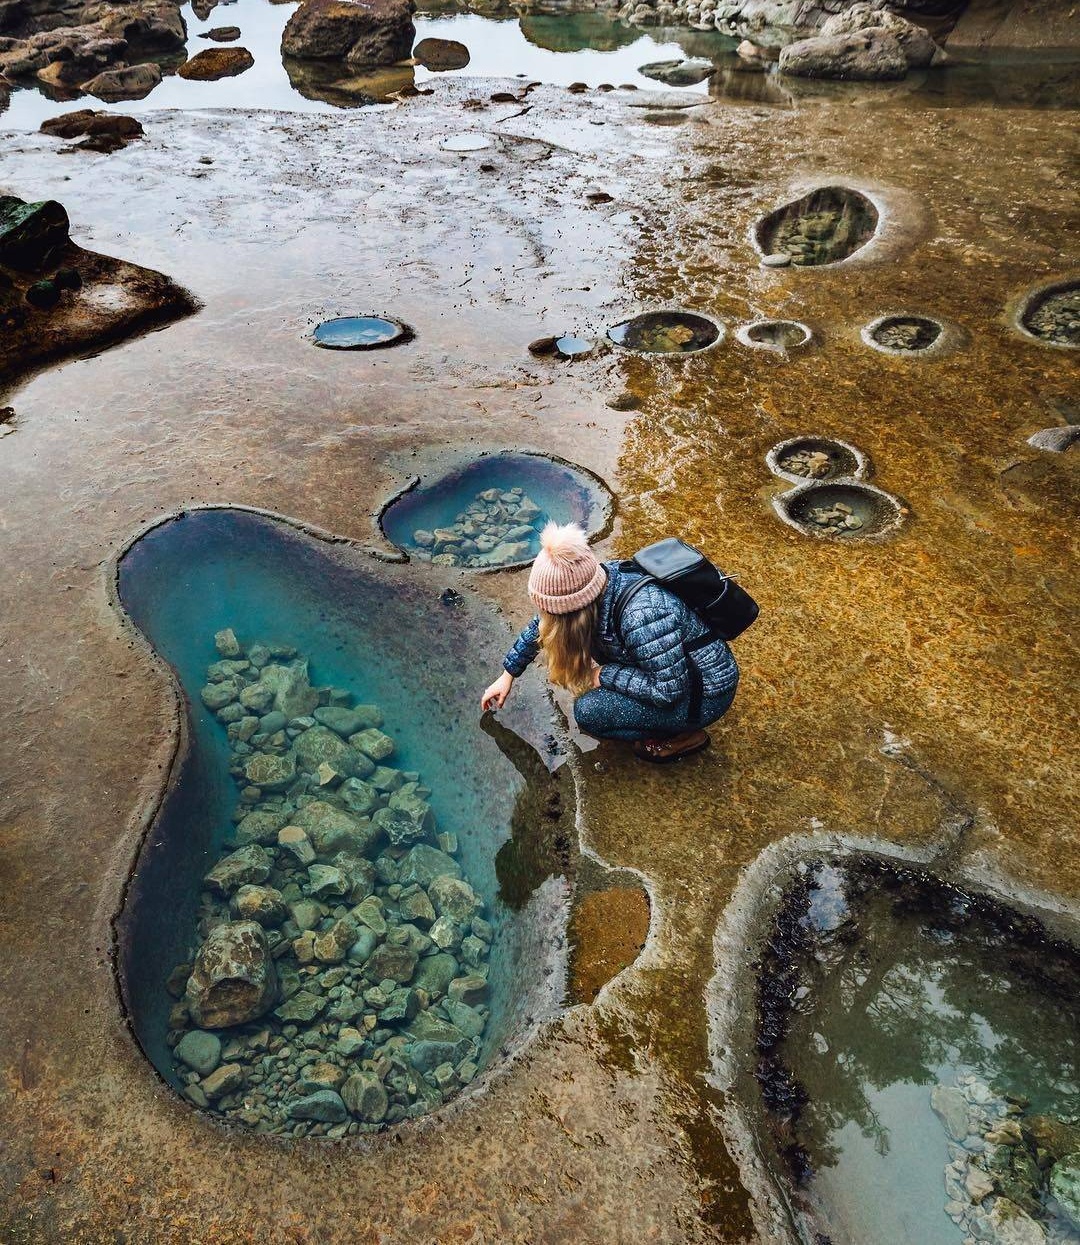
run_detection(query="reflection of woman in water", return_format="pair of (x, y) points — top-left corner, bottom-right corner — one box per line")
(479, 712), (574, 910)
(481, 523), (739, 762)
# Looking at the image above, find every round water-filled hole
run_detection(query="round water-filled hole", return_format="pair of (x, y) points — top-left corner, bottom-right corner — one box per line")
(1016, 279), (1080, 348)
(766, 436), (866, 484)
(737, 319), (811, 353)
(312, 316), (411, 351)
(777, 480), (904, 540)
(754, 186), (879, 268)
(607, 310), (721, 354)
(380, 451), (613, 570)
(528, 334), (595, 361)
(439, 133), (492, 153)
(862, 314), (943, 355)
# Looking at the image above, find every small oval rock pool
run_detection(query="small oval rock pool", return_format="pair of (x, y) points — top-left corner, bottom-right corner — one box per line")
(114, 507), (576, 1136)
(380, 452), (613, 570)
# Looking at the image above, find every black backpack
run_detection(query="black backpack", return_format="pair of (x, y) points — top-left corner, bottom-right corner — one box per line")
(612, 538), (759, 720)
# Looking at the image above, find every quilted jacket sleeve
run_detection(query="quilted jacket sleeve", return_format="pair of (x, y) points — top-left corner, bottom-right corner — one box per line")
(503, 615), (541, 677)
(599, 586), (690, 707)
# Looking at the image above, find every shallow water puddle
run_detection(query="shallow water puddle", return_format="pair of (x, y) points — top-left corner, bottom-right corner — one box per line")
(607, 309), (720, 353)
(754, 186), (879, 268)
(380, 451), (612, 570)
(311, 315), (411, 350)
(741, 854), (1080, 1245)
(114, 508), (576, 1134)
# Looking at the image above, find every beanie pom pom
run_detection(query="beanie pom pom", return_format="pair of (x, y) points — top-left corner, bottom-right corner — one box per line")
(539, 521), (591, 564)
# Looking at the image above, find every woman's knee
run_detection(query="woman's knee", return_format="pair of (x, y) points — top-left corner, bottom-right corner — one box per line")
(573, 689), (607, 737)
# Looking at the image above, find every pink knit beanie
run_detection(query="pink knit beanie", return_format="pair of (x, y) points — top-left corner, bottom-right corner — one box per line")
(528, 522), (607, 615)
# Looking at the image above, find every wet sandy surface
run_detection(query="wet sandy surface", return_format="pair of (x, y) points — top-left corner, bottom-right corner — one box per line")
(0, 72), (1077, 1241)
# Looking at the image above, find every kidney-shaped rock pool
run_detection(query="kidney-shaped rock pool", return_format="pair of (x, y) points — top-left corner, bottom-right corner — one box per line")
(114, 507), (575, 1136)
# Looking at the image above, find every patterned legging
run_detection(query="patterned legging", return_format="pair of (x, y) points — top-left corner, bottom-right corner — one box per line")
(573, 682), (738, 742)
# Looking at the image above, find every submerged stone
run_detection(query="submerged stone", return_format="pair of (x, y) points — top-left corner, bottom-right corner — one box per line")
(186, 921), (278, 1028)
(755, 186), (878, 267)
(288, 1089), (348, 1122)
(607, 311), (719, 353)
(173, 1030), (222, 1076)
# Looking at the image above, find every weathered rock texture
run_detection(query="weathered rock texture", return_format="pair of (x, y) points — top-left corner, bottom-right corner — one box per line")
(281, 0), (415, 66)
(177, 44), (253, 78)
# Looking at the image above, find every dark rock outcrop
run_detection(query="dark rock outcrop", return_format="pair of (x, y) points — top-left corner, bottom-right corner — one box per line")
(281, 0), (415, 66)
(177, 44), (253, 77)
(82, 61), (161, 98)
(412, 35), (468, 70)
(40, 107), (144, 151)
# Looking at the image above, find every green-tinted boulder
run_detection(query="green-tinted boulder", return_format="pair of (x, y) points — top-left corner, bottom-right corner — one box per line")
(233, 808), (289, 846)
(173, 1029), (222, 1076)
(349, 727), (395, 761)
(200, 680), (238, 710)
(366, 942), (416, 983)
(1051, 1154), (1080, 1230)
(313, 706), (368, 737)
(411, 952), (458, 997)
(185, 921), (278, 1028)
(274, 989), (327, 1022)
(230, 884), (287, 926)
(305, 863), (348, 899)
(428, 876), (481, 924)
(0, 196), (69, 272)
(341, 1071), (388, 1122)
(313, 916), (359, 964)
(398, 844), (461, 887)
(373, 805), (430, 848)
(288, 1090), (347, 1122)
(243, 749), (296, 792)
(204, 844), (272, 895)
(260, 658), (319, 718)
(293, 800), (378, 857)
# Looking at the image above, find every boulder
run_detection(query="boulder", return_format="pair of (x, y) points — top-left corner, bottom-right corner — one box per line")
(274, 988), (327, 1022)
(411, 951), (458, 997)
(313, 916), (360, 963)
(819, 3), (943, 69)
(277, 824), (316, 864)
(230, 884), (288, 926)
(200, 1062), (244, 1100)
(287, 1089), (348, 1122)
(39, 109), (143, 154)
(778, 29), (909, 80)
(0, 196), (69, 273)
(293, 800), (378, 856)
(306, 863), (349, 899)
(233, 808), (289, 846)
(1051, 1154), (1080, 1231)
(281, 0), (415, 66)
(373, 805), (429, 848)
(638, 57), (714, 86)
(204, 844), (272, 895)
(214, 628), (241, 656)
(1022, 1116), (1080, 1161)
(173, 1029), (222, 1076)
(82, 63), (162, 100)
(366, 941), (416, 983)
(930, 1084), (969, 1141)
(412, 36), (468, 70)
(428, 875), (481, 924)
(178, 46), (254, 78)
(242, 749), (296, 791)
(341, 1071), (388, 1121)
(349, 727), (395, 761)
(293, 725), (365, 777)
(186, 921), (278, 1028)
(201, 25), (241, 41)
(260, 659), (319, 718)
(398, 844), (461, 887)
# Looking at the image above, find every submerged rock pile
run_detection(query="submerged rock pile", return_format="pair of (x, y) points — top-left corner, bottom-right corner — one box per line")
(806, 499), (863, 533)
(761, 199), (868, 267)
(411, 486), (546, 568)
(931, 1075), (1080, 1242)
(779, 446), (832, 479)
(1023, 286), (1080, 348)
(870, 314), (940, 351)
(164, 630), (492, 1135)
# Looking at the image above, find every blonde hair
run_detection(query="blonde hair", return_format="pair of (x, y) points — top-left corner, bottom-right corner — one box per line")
(538, 599), (600, 694)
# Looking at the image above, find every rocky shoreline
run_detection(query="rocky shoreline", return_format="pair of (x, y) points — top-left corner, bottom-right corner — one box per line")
(163, 630), (493, 1136)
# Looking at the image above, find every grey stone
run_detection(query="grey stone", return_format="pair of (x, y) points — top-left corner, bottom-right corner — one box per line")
(274, 989), (327, 1023)
(278, 825), (316, 865)
(204, 845), (272, 896)
(411, 952), (459, 997)
(345, 927), (378, 964)
(200, 680), (238, 710)
(349, 728), (395, 761)
(778, 29), (908, 81)
(260, 659), (319, 718)
(1050, 1154), (1080, 1231)
(313, 917), (359, 964)
(186, 920), (278, 1028)
(366, 942), (416, 984)
(306, 864), (349, 899)
(201, 1062), (244, 1100)
(230, 884), (288, 926)
(287, 1090), (348, 1123)
(931, 1085), (971, 1142)
(428, 876), (481, 924)
(242, 750), (296, 792)
(341, 1071), (388, 1122)
(173, 1030), (222, 1076)
(215, 628), (241, 657)
(398, 844), (461, 887)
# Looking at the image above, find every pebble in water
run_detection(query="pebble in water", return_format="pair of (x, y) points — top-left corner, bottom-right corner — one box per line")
(168, 632), (493, 1136)
(411, 485), (546, 569)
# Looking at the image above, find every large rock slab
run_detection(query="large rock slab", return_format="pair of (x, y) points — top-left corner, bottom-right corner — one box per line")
(281, 0), (415, 67)
(778, 28), (909, 80)
(185, 921), (278, 1028)
(820, 3), (943, 68)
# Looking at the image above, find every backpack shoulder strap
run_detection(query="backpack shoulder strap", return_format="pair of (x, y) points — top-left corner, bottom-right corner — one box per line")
(612, 571), (654, 640)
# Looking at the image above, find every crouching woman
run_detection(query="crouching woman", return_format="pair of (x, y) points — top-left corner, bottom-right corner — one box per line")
(481, 523), (739, 763)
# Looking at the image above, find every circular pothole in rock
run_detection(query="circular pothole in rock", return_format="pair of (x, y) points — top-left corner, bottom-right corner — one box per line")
(766, 436), (867, 484)
(607, 310), (721, 354)
(737, 319), (812, 353)
(1016, 279), (1080, 348)
(862, 314), (943, 355)
(312, 316), (412, 351)
(754, 186), (879, 267)
(776, 479), (904, 540)
(528, 334), (595, 361)
(380, 451), (613, 570)
(439, 133), (493, 153)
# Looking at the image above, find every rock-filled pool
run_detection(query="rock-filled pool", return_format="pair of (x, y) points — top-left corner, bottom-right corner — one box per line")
(724, 850), (1080, 1245)
(114, 507), (573, 1136)
(380, 452), (612, 570)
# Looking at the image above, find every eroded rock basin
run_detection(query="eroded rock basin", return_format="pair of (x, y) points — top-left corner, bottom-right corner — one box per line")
(115, 507), (575, 1134)
(720, 848), (1080, 1245)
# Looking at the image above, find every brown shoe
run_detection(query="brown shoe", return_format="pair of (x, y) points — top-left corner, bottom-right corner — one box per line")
(632, 729), (710, 764)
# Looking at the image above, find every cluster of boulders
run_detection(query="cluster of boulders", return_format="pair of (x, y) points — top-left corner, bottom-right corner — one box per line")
(410, 485), (546, 569)
(0, 0), (185, 99)
(776, 2), (946, 81)
(806, 497), (863, 532)
(931, 1076), (1080, 1243)
(1024, 286), (1080, 349)
(0, 194), (83, 322)
(778, 446), (832, 478)
(164, 630), (493, 1136)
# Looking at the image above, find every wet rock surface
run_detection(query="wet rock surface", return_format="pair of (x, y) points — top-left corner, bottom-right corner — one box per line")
(413, 36), (469, 71)
(778, 5), (945, 81)
(39, 108), (143, 152)
(168, 631), (492, 1134)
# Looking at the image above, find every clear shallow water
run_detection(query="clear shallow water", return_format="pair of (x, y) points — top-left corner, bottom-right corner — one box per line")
(755, 857), (1080, 1245)
(380, 451), (611, 569)
(115, 508), (570, 1125)
(312, 315), (409, 349)
(0, 2), (718, 129)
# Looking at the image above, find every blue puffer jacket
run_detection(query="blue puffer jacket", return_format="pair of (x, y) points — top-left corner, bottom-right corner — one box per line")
(503, 560), (739, 707)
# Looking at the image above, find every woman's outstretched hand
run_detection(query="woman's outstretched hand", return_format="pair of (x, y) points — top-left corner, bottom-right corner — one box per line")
(481, 671), (515, 712)
(591, 664), (603, 690)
